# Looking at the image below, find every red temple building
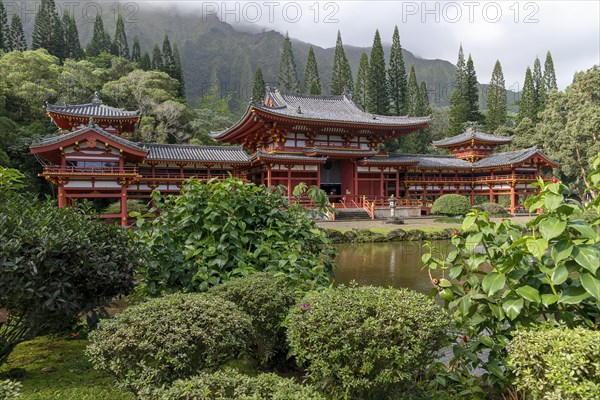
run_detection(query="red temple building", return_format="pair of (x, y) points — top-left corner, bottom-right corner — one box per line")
(31, 89), (555, 225)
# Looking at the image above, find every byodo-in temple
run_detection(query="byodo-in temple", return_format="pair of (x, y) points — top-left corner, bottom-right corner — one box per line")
(30, 89), (556, 226)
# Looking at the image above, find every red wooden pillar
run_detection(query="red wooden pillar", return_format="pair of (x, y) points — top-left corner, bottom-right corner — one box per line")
(489, 185), (494, 203)
(395, 169), (400, 198)
(58, 185), (66, 208)
(353, 161), (358, 200)
(120, 184), (128, 227)
(510, 184), (516, 215)
(470, 186), (475, 205)
(267, 165), (272, 187)
(379, 168), (384, 198)
(317, 164), (321, 188)
(287, 167), (292, 197)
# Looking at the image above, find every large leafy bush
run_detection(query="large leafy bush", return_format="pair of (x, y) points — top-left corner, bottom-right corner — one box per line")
(0, 194), (139, 365)
(509, 326), (600, 399)
(140, 369), (326, 400)
(473, 202), (509, 216)
(86, 293), (253, 394)
(133, 178), (336, 295)
(209, 272), (305, 368)
(423, 165), (600, 395)
(286, 286), (450, 399)
(430, 194), (472, 216)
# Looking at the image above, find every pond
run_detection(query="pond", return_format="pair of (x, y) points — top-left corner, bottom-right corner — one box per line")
(334, 240), (453, 293)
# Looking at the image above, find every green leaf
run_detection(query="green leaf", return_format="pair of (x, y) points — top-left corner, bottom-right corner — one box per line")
(526, 238), (549, 260)
(439, 278), (452, 288)
(541, 293), (559, 306)
(459, 294), (472, 316)
(558, 286), (590, 304)
(439, 288), (454, 301)
(570, 221), (597, 239)
(482, 272), (506, 296)
(516, 285), (541, 303)
(465, 232), (483, 252)
(551, 264), (569, 285)
(539, 217), (567, 241)
(449, 265), (463, 280)
(551, 240), (573, 263)
(581, 272), (600, 301)
(502, 298), (524, 320)
(544, 193), (563, 211)
(462, 214), (476, 230)
(573, 245), (600, 274)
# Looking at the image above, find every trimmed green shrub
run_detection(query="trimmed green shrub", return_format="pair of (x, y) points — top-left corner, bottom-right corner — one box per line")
(1, 194), (139, 365)
(286, 286), (450, 399)
(103, 199), (147, 215)
(86, 293), (254, 394)
(0, 379), (21, 400)
(430, 194), (471, 216)
(473, 202), (509, 216)
(210, 272), (305, 368)
(509, 326), (600, 399)
(133, 178), (336, 295)
(140, 369), (326, 400)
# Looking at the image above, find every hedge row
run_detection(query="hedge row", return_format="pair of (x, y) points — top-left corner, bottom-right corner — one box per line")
(323, 228), (456, 243)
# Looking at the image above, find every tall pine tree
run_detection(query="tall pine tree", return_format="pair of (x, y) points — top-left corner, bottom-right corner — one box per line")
(449, 45), (469, 134)
(354, 49), (370, 111)
(465, 54), (481, 122)
(303, 46), (321, 95)
(388, 25), (408, 115)
(162, 35), (176, 77)
(50, 12), (65, 60)
(8, 14), (26, 52)
(32, 0), (64, 59)
(32, 0), (54, 51)
(252, 66), (266, 103)
(131, 37), (141, 62)
(330, 31), (353, 95)
(0, 0), (8, 52)
(278, 32), (299, 92)
(86, 15), (111, 56)
(543, 51), (558, 91)
(113, 14), (129, 59)
(518, 66), (538, 123)
(405, 66), (423, 116)
(366, 30), (389, 115)
(532, 56), (546, 110)
(420, 81), (431, 116)
(485, 60), (507, 133)
(173, 43), (185, 98)
(151, 44), (163, 71)
(139, 52), (151, 70)
(63, 11), (82, 59)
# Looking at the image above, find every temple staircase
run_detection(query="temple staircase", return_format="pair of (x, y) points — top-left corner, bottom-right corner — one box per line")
(333, 208), (372, 221)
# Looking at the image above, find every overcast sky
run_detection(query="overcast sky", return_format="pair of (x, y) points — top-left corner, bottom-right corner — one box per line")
(170, 0), (599, 90)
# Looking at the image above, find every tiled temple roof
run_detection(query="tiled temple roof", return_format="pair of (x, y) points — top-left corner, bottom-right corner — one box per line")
(30, 125), (146, 152)
(45, 93), (140, 119)
(362, 147), (548, 169)
(251, 150), (327, 163)
(432, 129), (513, 147)
(145, 144), (250, 163)
(257, 89), (432, 126)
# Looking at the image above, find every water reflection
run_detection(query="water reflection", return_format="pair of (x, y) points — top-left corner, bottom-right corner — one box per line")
(334, 240), (452, 293)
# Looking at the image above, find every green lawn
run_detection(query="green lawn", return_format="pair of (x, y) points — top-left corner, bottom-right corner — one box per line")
(0, 336), (131, 400)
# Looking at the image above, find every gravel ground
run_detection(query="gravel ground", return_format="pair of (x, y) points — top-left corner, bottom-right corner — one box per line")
(316, 215), (535, 230)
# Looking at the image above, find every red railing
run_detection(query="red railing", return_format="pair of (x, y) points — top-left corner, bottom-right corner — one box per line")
(138, 172), (247, 181)
(42, 166), (139, 175)
(404, 174), (546, 184)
